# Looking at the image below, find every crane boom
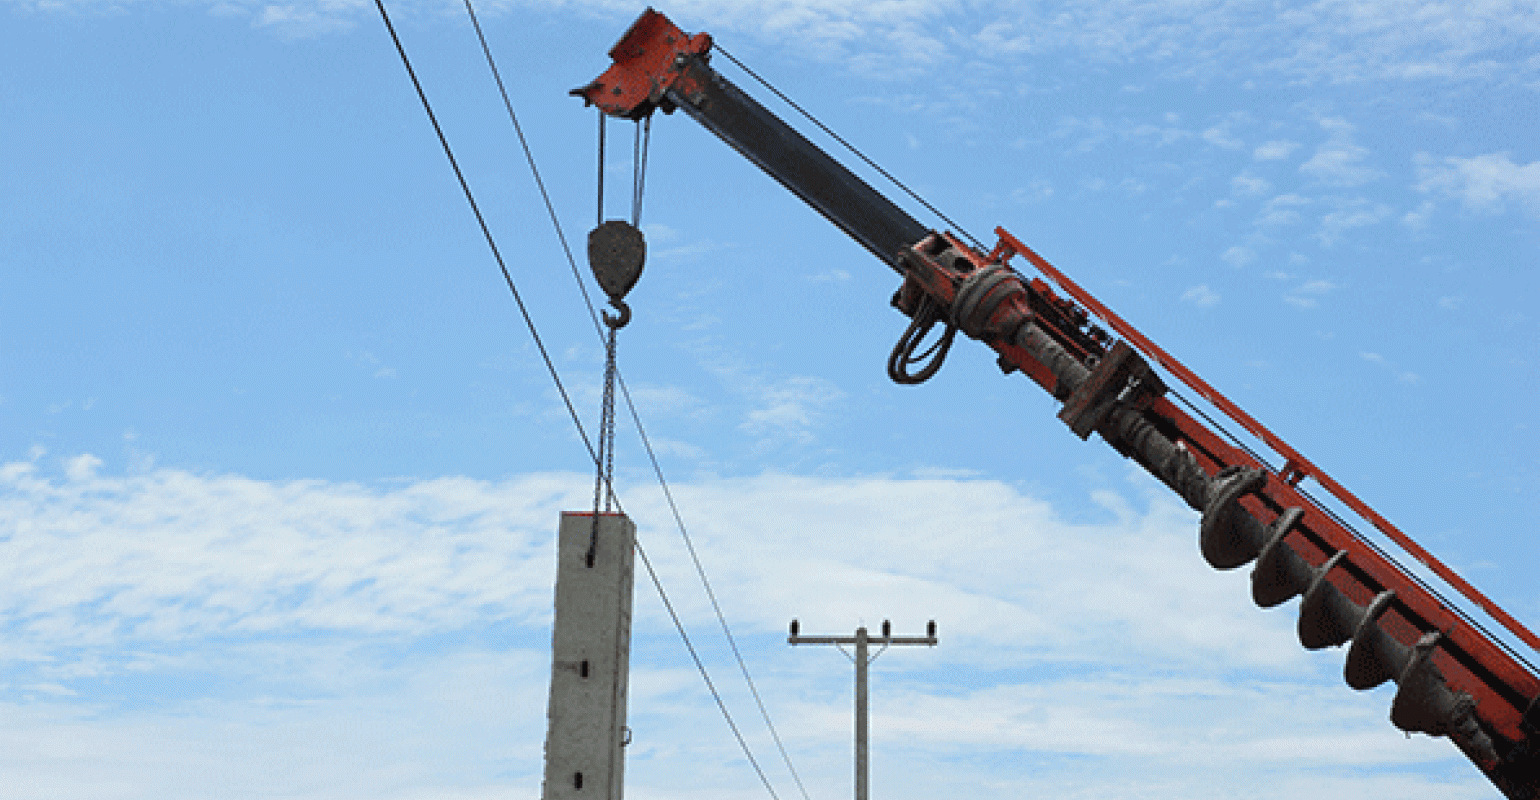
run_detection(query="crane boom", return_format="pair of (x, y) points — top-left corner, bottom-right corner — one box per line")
(577, 9), (1540, 797)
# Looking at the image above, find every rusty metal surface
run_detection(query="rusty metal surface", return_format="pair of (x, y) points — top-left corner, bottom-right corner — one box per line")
(587, 220), (646, 304)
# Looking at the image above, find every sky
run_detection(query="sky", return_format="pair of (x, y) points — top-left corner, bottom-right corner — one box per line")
(2, 0), (1538, 798)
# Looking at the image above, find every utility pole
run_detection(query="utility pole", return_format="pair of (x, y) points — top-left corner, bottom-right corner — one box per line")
(789, 620), (938, 800)
(542, 512), (635, 800)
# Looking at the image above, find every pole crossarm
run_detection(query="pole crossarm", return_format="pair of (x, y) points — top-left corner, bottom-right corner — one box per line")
(787, 635), (937, 646)
(787, 621), (937, 800)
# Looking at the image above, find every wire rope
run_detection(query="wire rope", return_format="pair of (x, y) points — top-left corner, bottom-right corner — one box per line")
(710, 40), (1537, 675)
(407, 4), (818, 797)
(713, 43), (984, 253)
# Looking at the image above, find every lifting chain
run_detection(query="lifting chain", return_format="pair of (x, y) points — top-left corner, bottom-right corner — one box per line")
(586, 112), (650, 566)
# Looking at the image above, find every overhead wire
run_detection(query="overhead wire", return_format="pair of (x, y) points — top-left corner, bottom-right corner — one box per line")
(457, 4), (813, 797)
(710, 40), (1523, 670)
(413, 17), (1540, 791)
(383, 3), (1540, 789)
(396, 3), (814, 799)
(727, 11), (1534, 677)
(371, 0), (598, 475)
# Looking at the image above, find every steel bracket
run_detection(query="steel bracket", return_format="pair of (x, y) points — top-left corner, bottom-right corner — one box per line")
(1057, 340), (1165, 439)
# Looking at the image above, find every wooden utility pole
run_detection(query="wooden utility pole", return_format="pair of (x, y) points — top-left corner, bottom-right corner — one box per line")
(788, 620), (937, 800)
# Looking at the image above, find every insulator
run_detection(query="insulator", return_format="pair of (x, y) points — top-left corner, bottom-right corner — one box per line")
(1199, 466), (1269, 569)
(927, 620), (937, 639)
(1344, 591), (1404, 690)
(789, 619), (799, 638)
(881, 620), (891, 638)
(1250, 507), (1307, 608)
(1297, 550), (1359, 649)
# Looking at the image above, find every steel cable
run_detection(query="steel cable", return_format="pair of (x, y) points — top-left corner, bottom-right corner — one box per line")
(713, 43), (983, 253)
(380, 4), (817, 799)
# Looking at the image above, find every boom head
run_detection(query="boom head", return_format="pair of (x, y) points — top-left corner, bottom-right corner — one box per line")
(572, 8), (713, 120)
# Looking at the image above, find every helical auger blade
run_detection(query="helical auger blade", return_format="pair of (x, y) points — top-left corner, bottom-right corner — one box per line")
(1196, 466), (1498, 759)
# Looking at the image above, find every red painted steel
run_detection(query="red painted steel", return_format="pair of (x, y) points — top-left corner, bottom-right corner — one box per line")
(991, 226), (1540, 659)
(573, 9), (712, 120)
(577, 14), (1540, 793)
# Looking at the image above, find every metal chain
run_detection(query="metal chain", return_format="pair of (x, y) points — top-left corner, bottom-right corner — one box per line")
(600, 325), (619, 513)
(588, 109), (612, 566)
(587, 324), (619, 564)
(588, 113), (649, 565)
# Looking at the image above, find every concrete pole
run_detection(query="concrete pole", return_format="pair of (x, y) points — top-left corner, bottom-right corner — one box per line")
(542, 513), (636, 800)
(854, 626), (868, 800)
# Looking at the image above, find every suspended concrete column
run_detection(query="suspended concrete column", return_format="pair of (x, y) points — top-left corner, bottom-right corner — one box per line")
(542, 512), (636, 800)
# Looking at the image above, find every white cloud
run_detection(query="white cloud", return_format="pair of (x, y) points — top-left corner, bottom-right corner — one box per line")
(1258, 193), (1311, 226)
(1128, 117), (1192, 147)
(255, 0), (358, 38)
(1360, 351), (1421, 384)
(1284, 279), (1337, 309)
(1012, 180), (1056, 203)
(959, 0), (1540, 84)
(1318, 198), (1392, 244)
(62, 453), (103, 481)
(624, 382), (703, 417)
(1254, 140), (1299, 161)
(1182, 284), (1220, 307)
(1300, 118), (1381, 187)
(1221, 246), (1255, 267)
(1203, 124), (1244, 150)
(1201, 117), (1250, 151)
(0, 462), (1488, 798)
(0, 463), (579, 645)
(1232, 173), (1272, 196)
(739, 374), (843, 445)
(808, 268), (852, 282)
(1416, 151), (1540, 213)
(27, 0), (1540, 91)
(1403, 199), (1436, 227)
(1053, 115), (1112, 153)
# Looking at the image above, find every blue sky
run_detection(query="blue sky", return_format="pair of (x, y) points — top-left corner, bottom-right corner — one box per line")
(2, 0), (1538, 798)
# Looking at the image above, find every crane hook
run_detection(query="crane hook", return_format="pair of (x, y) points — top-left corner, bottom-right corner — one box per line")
(588, 220), (645, 329)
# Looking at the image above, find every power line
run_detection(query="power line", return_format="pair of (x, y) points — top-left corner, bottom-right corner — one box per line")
(371, 0), (597, 474)
(377, 4), (808, 798)
(458, 5), (814, 799)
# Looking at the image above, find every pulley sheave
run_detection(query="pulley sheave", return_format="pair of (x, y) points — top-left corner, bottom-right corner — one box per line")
(588, 219), (646, 328)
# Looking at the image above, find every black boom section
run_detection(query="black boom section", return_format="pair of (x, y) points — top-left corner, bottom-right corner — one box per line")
(664, 56), (930, 268)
